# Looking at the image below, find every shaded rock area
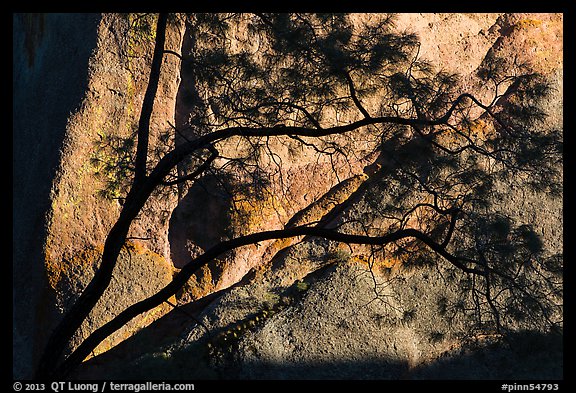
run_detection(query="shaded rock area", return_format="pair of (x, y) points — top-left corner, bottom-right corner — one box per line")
(168, 175), (233, 268)
(13, 13), (101, 379)
(73, 259), (562, 380)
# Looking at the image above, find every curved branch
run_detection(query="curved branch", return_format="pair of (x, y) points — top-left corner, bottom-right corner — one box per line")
(36, 13), (169, 379)
(160, 145), (218, 186)
(38, 83), (500, 379)
(53, 224), (483, 378)
(234, 100), (323, 129)
(163, 49), (183, 60)
(441, 208), (459, 248)
(153, 93), (478, 183)
(343, 70), (371, 119)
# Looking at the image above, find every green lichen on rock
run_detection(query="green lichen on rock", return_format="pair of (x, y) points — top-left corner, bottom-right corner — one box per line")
(90, 127), (136, 201)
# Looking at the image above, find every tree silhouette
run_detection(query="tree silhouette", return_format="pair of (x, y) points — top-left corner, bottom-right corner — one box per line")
(36, 13), (562, 379)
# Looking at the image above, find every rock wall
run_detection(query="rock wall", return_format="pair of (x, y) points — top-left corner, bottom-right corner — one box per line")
(41, 13), (187, 365)
(13, 13), (184, 378)
(13, 13), (562, 380)
(132, 13), (563, 379)
(13, 13), (101, 379)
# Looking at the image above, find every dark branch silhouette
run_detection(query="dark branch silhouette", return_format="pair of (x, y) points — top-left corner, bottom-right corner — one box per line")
(50, 224), (485, 378)
(36, 13), (562, 379)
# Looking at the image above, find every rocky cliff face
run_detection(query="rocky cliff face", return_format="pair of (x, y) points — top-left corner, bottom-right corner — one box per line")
(13, 13), (562, 379)
(13, 13), (101, 379)
(14, 13), (186, 378)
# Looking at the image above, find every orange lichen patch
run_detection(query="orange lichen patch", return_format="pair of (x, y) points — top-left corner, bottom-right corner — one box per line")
(123, 240), (168, 264)
(46, 240), (176, 360)
(435, 117), (497, 148)
(501, 14), (562, 75)
(513, 18), (543, 30)
(230, 188), (287, 236)
(180, 263), (218, 301)
(45, 244), (104, 290)
(45, 241), (170, 290)
(272, 237), (294, 252)
(468, 117), (497, 140)
(348, 239), (418, 276)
